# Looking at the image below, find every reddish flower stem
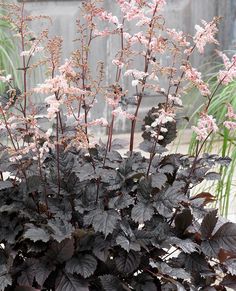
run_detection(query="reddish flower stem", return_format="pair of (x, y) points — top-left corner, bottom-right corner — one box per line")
(129, 3), (159, 153)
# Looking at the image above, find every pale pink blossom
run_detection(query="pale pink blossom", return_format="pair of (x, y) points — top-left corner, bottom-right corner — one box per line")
(9, 155), (22, 163)
(34, 75), (86, 96)
(149, 36), (167, 53)
(21, 143), (37, 155)
(20, 51), (31, 57)
(34, 75), (68, 94)
(160, 127), (168, 133)
(87, 118), (108, 127)
(192, 114), (218, 141)
(124, 69), (149, 79)
(132, 80), (139, 87)
(59, 59), (76, 78)
(182, 64), (210, 96)
(223, 104), (236, 131)
(148, 0), (166, 14)
(218, 51), (231, 68)
(136, 16), (151, 27)
(123, 32), (131, 39)
(218, 70), (236, 85)
(168, 94), (182, 106)
(0, 74), (12, 83)
(94, 28), (112, 37)
(125, 69), (149, 87)
(150, 131), (158, 138)
(116, 1), (142, 21)
(193, 18), (219, 54)
(151, 109), (175, 127)
(98, 11), (120, 26)
(226, 103), (236, 119)
(20, 46), (44, 57)
(146, 120), (169, 140)
(125, 10), (142, 22)
(112, 107), (135, 120)
(124, 31), (149, 46)
(106, 97), (119, 108)
(148, 72), (159, 81)
(132, 32), (149, 46)
(224, 121), (236, 130)
(45, 95), (63, 120)
(112, 59), (124, 68)
(166, 29), (190, 47)
(217, 53), (236, 85)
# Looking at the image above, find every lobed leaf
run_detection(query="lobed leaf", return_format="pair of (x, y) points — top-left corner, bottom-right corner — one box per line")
(131, 202), (154, 224)
(202, 222), (236, 258)
(24, 225), (50, 243)
(99, 275), (125, 291)
(116, 235), (141, 252)
(55, 272), (89, 291)
(200, 209), (218, 239)
(65, 254), (97, 278)
(151, 173), (167, 189)
(0, 265), (12, 291)
(84, 209), (120, 238)
(115, 250), (141, 274)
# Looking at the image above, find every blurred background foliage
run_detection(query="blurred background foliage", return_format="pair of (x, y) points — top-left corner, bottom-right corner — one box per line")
(0, 2), (20, 93)
(181, 51), (236, 217)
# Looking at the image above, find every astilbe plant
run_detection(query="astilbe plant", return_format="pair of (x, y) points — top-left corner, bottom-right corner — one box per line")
(1, 1), (236, 290)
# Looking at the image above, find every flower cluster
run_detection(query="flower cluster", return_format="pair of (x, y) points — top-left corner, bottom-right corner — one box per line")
(112, 59), (125, 69)
(151, 108), (175, 127)
(224, 104), (236, 130)
(35, 75), (86, 95)
(112, 106), (135, 120)
(143, 107), (176, 141)
(59, 58), (77, 78)
(182, 64), (211, 96)
(86, 117), (109, 127)
(44, 95), (63, 120)
(193, 17), (219, 54)
(166, 28), (190, 47)
(0, 73), (12, 83)
(124, 69), (149, 87)
(192, 113), (218, 141)
(218, 52), (236, 85)
(20, 45), (44, 57)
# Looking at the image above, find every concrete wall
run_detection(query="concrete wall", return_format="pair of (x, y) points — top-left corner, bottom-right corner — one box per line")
(18, 0), (236, 132)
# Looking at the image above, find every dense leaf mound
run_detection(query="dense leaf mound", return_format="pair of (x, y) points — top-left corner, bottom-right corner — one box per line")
(0, 141), (236, 291)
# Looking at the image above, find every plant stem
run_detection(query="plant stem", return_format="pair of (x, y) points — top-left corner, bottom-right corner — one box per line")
(129, 3), (159, 153)
(56, 112), (61, 195)
(205, 60), (236, 112)
(0, 107), (18, 151)
(20, 2), (27, 118)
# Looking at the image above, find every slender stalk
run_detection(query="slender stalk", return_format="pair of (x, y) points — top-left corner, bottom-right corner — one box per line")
(108, 115), (115, 152)
(205, 60), (236, 112)
(37, 147), (49, 214)
(129, 3), (159, 153)
(146, 140), (157, 176)
(103, 20), (126, 163)
(147, 54), (177, 175)
(20, 2), (27, 118)
(103, 116), (115, 167)
(51, 61), (61, 196)
(0, 107), (18, 151)
(56, 112), (61, 195)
